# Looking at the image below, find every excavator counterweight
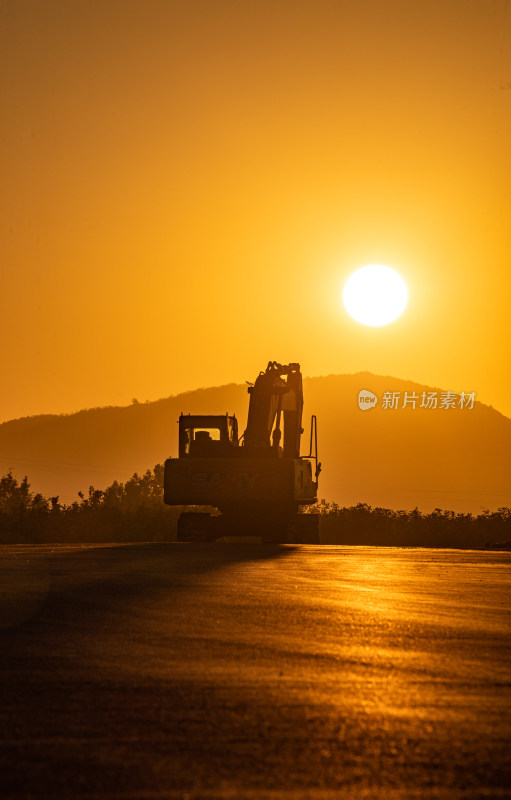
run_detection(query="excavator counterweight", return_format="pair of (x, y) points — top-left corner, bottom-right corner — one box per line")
(163, 362), (321, 543)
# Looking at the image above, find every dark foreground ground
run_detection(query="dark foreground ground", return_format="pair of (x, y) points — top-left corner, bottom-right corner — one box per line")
(0, 543), (510, 799)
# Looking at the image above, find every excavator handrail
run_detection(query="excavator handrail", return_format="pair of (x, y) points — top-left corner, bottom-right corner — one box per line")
(303, 414), (321, 480)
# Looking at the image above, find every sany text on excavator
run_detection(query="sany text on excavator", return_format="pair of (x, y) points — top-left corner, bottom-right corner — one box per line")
(163, 361), (321, 543)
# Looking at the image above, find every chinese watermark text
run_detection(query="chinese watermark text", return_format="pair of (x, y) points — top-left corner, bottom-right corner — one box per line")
(358, 389), (476, 411)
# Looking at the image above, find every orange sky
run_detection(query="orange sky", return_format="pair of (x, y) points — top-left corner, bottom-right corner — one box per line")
(1, 0), (510, 423)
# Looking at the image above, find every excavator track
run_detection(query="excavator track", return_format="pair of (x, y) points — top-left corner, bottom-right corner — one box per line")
(176, 511), (319, 544)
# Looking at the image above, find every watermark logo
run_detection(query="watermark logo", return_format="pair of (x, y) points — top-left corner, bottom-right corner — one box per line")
(358, 389), (477, 411)
(358, 389), (378, 411)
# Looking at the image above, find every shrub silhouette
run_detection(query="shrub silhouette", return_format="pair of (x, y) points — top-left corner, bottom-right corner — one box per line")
(306, 500), (511, 548)
(0, 466), (183, 544)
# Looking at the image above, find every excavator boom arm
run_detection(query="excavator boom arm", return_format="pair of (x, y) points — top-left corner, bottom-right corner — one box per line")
(243, 361), (304, 457)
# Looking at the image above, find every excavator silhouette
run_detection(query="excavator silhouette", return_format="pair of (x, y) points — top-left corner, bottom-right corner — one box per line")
(164, 361), (321, 543)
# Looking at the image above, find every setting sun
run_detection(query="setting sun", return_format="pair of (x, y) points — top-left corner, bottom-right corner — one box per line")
(342, 265), (408, 327)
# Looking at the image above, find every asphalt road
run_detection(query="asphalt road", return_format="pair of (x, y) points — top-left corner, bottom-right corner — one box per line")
(0, 543), (510, 799)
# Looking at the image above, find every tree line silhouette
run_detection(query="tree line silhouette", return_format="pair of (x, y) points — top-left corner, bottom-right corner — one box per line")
(307, 499), (511, 549)
(0, 468), (509, 548)
(0, 466), (181, 544)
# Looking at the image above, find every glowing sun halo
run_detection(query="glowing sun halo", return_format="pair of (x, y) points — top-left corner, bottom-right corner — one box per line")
(342, 265), (408, 326)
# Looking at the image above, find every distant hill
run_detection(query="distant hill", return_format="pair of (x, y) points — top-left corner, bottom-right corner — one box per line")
(0, 373), (510, 513)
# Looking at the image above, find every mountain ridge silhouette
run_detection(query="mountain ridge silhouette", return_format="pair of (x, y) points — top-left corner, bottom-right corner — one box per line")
(0, 372), (509, 513)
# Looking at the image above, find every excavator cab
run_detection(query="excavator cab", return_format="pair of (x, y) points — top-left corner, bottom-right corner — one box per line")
(179, 414), (238, 458)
